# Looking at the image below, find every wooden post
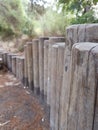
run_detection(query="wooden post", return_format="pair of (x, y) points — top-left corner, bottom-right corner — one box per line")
(15, 56), (18, 77)
(19, 57), (25, 84)
(65, 42), (98, 130)
(47, 37), (65, 106)
(39, 37), (49, 99)
(85, 24), (98, 42)
(7, 53), (10, 69)
(44, 40), (49, 102)
(32, 39), (39, 95)
(8, 54), (13, 71)
(12, 56), (17, 76)
(24, 45), (28, 87)
(18, 57), (21, 80)
(50, 43), (65, 130)
(60, 24), (98, 130)
(21, 57), (25, 86)
(59, 25), (79, 130)
(6, 53), (17, 71)
(10, 54), (17, 72)
(55, 43), (65, 130)
(16, 56), (20, 79)
(49, 37), (65, 43)
(2, 52), (8, 66)
(50, 44), (58, 130)
(7, 53), (12, 70)
(92, 46), (98, 130)
(27, 42), (34, 90)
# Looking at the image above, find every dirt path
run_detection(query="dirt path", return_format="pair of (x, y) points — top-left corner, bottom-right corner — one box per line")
(0, 71), (50, 130)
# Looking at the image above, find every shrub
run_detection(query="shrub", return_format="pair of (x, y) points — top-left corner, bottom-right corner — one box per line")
(71, 11), (98, 24)
(34, 8), (71, 36)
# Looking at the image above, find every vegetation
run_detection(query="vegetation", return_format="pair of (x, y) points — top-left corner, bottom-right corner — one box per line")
(0, 0), (98, 40)
(33, 8), (72, 36)
(0, 0), (44, 38)
(58, 0), (98, 24)
(0, 0), (26, 38)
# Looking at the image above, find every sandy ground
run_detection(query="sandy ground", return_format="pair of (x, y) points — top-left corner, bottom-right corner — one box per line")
(0, 70), (50, 130)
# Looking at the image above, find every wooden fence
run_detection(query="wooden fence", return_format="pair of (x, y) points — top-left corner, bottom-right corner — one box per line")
(0, 24), (98, 130)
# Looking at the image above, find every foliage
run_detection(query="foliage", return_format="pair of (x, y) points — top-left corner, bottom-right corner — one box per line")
(58, 0), (97, 15)
(0, 0), (42, 38)
(33, 8), (71, 36)
(58, 0), (98, 24)
(71, 10), (98, 24)
(0, 0), (27, 38)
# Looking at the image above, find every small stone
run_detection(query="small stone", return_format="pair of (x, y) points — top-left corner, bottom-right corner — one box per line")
(41, 118), (45, 122)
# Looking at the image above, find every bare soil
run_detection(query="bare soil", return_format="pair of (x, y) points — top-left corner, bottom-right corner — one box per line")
(0, 70), (50, 130)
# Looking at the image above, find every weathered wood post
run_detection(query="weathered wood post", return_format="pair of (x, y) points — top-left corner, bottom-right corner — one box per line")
(32, 39), (39, 95)
(24, 45), (28, 87)
(12, 56), (17, 76)
(60, 24), (98, 130)
(44, 40), (49, 102)
(7, 53), (11, 70)
(10, 54), (18, 72)
(16, 56), (20, 79)
(19, 57), (25, 84)
(0, 49), (4, 59)
(27, 42), (34, 90)
(2, 52), (8, 66)
(50, 43), (65, 130)
(18, 57), (21, 80)
(6, 53), (17, 71)
(93, 46), (98, 130)
(65, 42), (98, 130)
(55, 43), (65, 130)
(60, 26), (81, 130)
(8, 54), (13, 71)
(47, 37), (65, 106)
(50, 44), (58, 130)
(39, 37), (49, 99)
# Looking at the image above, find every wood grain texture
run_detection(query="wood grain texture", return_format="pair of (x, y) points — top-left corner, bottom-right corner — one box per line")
(50, 42), (65, 130)
(24, 45), (28, 87)
(19, 57), (25, 84)
(44, 40), (49, 102)
(91, 46), (98, 130)
(55, 43), (65, 130)
(2, 52), (8, 66)
(60, 24), (98, 130)
(39, 37), (49, 99)
(12, 56), (17, 76)
(50, 44), (58, 130)
(47, 37), (65, 106)
(32, 39), (40, 95)
(67, 43), (98, 130)
(27, 42), (34, 90)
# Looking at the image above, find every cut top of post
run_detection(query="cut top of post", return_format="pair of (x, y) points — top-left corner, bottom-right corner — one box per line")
(74, 42), (98, 51)
(49, 37), (65, 43)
